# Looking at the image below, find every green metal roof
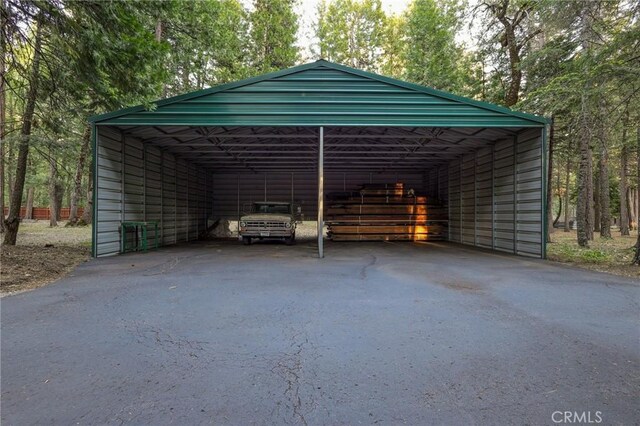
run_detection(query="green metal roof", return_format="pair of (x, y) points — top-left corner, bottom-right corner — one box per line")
(90, 60), (547, 127)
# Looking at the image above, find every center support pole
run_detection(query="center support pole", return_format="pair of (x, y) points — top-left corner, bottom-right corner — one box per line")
(317, 126), (324, 258)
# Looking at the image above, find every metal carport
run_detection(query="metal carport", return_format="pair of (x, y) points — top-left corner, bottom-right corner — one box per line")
(89, 60), (548, 259)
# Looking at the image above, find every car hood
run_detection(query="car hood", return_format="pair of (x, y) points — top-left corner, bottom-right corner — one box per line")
(240, 214), (293, 222)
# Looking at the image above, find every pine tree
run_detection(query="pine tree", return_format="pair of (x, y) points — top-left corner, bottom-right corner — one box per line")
(249, 0), (299, 73)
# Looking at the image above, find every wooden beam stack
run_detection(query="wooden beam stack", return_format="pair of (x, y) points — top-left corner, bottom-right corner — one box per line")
(326, 183), (448, 242)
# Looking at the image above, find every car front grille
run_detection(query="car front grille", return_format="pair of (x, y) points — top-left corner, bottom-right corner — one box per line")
(246, 221), (287, 229)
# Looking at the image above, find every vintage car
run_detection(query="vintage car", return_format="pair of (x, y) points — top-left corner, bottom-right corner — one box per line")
(239, 202), (298, 245)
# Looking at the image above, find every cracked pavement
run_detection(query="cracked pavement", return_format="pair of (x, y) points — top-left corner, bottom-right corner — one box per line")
(1, 240), (639, 425)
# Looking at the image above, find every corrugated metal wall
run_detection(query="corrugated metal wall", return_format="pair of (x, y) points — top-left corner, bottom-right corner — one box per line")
(95, 127), (210, 257)
(446, 128), (543, 257)
(210, 172), (426, 220)
(515, 129), (544, 256)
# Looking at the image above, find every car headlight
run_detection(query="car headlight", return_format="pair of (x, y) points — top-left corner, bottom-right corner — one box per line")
(285, 222), (292, 228)
(240, 221), (246, 227)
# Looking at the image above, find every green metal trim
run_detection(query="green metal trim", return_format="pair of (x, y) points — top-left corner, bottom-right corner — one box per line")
(541, 124), (548, 259)
(91, 123), (98, 258)
(89, 60), (548, 126)
(95, 121), (543, 128)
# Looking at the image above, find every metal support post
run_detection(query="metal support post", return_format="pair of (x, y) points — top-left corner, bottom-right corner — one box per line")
(318, 127), (324, 259)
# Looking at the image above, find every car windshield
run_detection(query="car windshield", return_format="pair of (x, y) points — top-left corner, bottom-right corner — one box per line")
(253, 203), (291, 214)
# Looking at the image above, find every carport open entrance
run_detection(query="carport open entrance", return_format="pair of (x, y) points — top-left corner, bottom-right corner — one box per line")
(91, 60), (547, 259)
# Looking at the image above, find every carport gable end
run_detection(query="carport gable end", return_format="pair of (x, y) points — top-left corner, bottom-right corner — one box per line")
(89, 60), (548, 260)
(89, 59), (548, 128)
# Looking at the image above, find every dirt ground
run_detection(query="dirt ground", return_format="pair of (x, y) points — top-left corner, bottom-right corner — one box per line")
(0, 221), (91, 295)
(547, 229), (640, 278)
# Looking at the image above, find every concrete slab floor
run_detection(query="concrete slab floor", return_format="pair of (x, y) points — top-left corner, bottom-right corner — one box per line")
(1, 240), (639, 425)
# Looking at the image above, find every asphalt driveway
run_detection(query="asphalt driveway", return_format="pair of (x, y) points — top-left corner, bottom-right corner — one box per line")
(2, 240), (639, 425)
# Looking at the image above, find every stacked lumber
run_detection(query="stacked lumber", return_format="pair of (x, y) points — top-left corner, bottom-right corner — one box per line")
(326, 183), (447, 242)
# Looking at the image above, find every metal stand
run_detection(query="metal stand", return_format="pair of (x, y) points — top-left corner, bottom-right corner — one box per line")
(121, 221), (159, 253)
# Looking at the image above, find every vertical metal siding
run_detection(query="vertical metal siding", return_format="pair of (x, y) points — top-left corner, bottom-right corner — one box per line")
(447, 160), (461, 243)
(475, 146), (493, 248)
(211, 172), (317, 220)
(193, 169), (205, 238)
(424, 168), (439, 198)
(444, 130), (543, 258)
(210, 172), (426, 221)
(123, 138), (144, 221)
(492, 138), (516, 253)
(175, 160), (188, 241)
(161, 154), (177, 245)
(515, 129), (543, 257)
(438, 165), (449, 204)
(95, 127), (124, 256)
(460, 153), (475, 245)
(95, 129), (213, 256)
(144, 145), (163, 243)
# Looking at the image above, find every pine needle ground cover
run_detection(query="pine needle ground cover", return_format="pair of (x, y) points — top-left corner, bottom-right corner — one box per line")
(0, 222), (91, 295)
(547, 230), (639, 279)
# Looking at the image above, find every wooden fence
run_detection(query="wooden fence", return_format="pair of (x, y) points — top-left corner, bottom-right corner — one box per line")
(2, 207), (84, 220)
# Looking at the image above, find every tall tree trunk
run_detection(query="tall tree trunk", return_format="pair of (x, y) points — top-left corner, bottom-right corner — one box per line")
(49, 150), (59, 227)
(637, 189), (639, 230)
(6, 156), (13, 212)
(24, 187), (34, 219)
(504, 31), (522, 107)
(598, 146), (611, 238)
(80, 164), (93, 225)
(0, 141), (4, 233)
(627, 188), (638, 230)
(497, 15), (521, 106)
(593, 166), (601, 233)
(155, 19), (163, 42)
(554, 195), (562, 226)
(586, 147), (595, 240)
(68, 125), (90, 224)
(3, 14), (43, 245)
(6, 96), (14, 214)
(553, 149), (562, 226)
(629, 187), (637, 230)
(635, 188), (638, 230)
(597, 101), (611, 238)
(55, 184), (63, 221)
(620, 144), (630, 236)
(0, 0), (6, 233)
(546, 117), (555, 241)
(564, 156), (571, 232)
(619, 112), (630, 235)
(632, 127), (640, 264)
(577, 76), (595, 247)
(578, 7), (595, 243)
(577, 131), (591, 247)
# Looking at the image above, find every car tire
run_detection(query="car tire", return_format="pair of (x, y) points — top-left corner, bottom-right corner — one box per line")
(285, 234), (295, 246)
(242, 237), (251, 245)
